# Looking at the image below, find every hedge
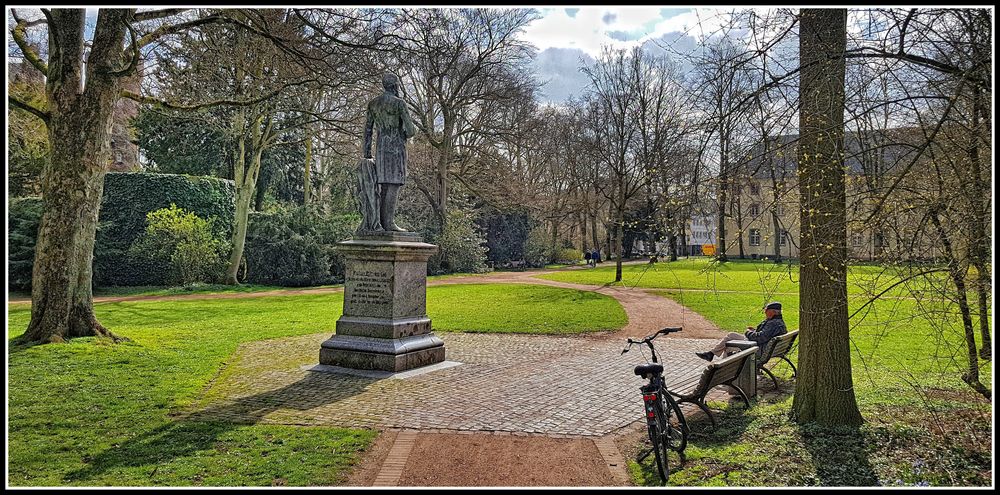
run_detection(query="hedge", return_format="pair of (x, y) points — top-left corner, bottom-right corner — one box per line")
(243, 207), (357, 287)
(8, 197), (43, 292)
(94, 173), (235, 286)
(8, 173), (235, 290)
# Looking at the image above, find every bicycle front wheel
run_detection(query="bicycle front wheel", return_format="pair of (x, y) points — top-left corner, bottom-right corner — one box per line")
(660, 391), (688, 453)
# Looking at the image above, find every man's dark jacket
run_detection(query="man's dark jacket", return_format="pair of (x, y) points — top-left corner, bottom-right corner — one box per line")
(745, 314), (787, 348)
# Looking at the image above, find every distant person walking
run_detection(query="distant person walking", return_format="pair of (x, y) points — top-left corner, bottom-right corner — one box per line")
(584, 250), (592, 267)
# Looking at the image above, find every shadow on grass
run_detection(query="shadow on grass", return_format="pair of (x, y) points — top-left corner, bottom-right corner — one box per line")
(631, 393), (761, 485)
(63, 371), (378, 484)
(763, 371), (879, 486)
(798, 422), (879, 486)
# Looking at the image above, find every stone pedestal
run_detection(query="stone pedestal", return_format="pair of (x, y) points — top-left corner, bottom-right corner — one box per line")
(320, 232), (445, 372)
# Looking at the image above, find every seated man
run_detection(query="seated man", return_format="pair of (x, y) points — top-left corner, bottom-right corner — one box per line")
(696, 301), (787, 362)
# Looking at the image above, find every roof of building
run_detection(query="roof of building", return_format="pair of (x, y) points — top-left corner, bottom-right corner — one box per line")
(744, 129), (924, 179)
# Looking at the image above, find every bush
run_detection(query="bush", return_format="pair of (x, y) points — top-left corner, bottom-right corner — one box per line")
(243, 206), (356, 286)
(127, 204), (227, 285)
(554, 247), (583, 265)
(9, 173), (236, 290)
(7, 197), (43, 292)
(524, 224), (554, 268)
(95, 172), (235, 286)
(428, 209), (489, 275)
(479, 210), (531, 265)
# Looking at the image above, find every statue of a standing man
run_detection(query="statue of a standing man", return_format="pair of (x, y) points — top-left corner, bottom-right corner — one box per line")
(362, 73), (417, 232)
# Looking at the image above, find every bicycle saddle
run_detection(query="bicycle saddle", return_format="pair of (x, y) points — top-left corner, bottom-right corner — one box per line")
(634, 363), (664, 377)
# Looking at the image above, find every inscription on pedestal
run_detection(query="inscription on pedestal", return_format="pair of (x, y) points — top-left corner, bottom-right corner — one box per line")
(345, 265), (394, 317)
(350, 269), (392, 305)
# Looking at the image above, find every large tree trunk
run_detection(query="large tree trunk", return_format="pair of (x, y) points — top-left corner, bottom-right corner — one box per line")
(792, 8), (863, 426)
(21, 9), (130, 345)
(227, 167), (257, 285)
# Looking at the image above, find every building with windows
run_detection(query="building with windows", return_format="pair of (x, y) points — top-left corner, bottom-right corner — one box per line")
(719, 130), (939, 261)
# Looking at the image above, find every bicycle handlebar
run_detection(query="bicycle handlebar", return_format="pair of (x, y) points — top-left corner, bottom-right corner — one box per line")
(620, 327), (682, 355)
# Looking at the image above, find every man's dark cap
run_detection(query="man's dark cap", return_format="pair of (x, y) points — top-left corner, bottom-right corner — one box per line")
(764, 301), (782, 310)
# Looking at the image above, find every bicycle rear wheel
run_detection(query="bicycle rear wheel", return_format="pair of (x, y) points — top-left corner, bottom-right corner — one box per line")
(649, 422), (671, 483)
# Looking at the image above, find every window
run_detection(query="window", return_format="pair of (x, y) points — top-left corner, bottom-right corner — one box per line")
(749, 229), (761, 246)
(779, 230), (789, 246)
(776, 203), (785, 216)
(750, 182), (760, 195)
(874, 232), (885, 248)
(749, 203), (760, 216)
(852, 233), (864, 247)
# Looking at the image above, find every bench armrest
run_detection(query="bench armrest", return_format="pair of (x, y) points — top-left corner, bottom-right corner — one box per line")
(726, 339), (758, 350)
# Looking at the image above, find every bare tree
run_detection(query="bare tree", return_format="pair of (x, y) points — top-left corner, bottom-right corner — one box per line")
(688, 37), (756, 262)
(390, 8), (539, 231)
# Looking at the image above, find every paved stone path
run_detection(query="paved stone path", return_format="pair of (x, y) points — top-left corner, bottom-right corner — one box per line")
(188, 332), (713, 436)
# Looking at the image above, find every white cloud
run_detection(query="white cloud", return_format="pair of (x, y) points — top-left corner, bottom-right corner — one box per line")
(521, 7), (688, 59)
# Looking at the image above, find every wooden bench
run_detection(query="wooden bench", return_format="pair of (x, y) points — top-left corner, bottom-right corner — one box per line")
(727, 330), (799, 391)
(667, 346), (758, 429)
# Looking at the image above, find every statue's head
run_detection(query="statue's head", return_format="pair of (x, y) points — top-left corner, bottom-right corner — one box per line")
(382, 73), (400, 96)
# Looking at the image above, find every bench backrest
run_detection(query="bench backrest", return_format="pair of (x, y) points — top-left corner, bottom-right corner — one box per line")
(694, 346), (758, 395)
(760, 330), (799, 365)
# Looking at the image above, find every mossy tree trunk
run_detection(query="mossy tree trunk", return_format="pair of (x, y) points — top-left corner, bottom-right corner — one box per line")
(225, 111), (272, 285)
(792, 8), (863, 426)
(21, 9), (132, 344)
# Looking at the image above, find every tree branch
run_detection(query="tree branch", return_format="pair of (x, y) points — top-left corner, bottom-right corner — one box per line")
(10, 9), (49, 74)
(9, 95), (51, 122)
(133, 8), (189, 22)
(136, 13), (223, 48)
(121, 90), (270, 111)
(107, 15), (141, 78)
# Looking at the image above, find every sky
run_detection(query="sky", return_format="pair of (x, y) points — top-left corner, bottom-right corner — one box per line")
(54, 7), (736, 104)
(521, 7), (731, 103)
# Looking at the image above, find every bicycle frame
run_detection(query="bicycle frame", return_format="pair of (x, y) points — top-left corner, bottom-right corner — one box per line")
(624, 326), (687, 473)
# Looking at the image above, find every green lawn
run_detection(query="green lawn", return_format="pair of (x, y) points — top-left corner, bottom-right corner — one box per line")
(539, 258), (947, 298)
(429, 283), (627, 334)
(7, 283), (626, 486)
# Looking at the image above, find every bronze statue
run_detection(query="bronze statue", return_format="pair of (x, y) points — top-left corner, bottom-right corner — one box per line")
(358, 72), (417, 233)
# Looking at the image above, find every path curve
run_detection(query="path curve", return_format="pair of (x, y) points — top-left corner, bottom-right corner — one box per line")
(433, 270), (724, 340)
(9, 269), (726, 341)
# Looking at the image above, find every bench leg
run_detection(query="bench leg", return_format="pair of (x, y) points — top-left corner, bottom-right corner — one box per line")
(780, 356), (797, 377)
(725, 384), (752, 409)
(761, 366), (780, 389)
(694, 400), (717, 429)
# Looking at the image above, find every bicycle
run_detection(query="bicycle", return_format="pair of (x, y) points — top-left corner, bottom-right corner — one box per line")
(621, 326), (690, 484)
